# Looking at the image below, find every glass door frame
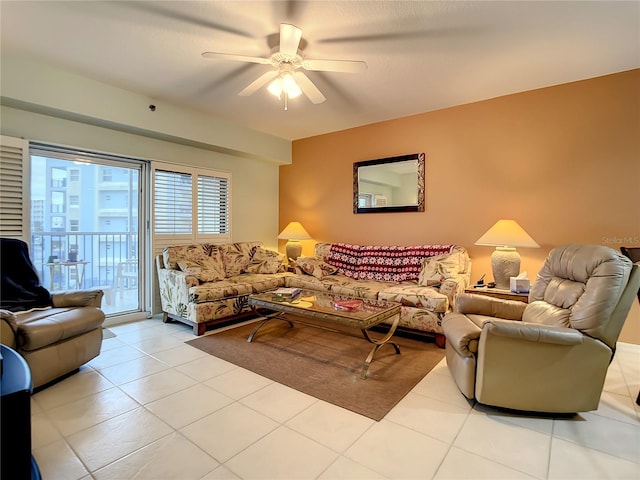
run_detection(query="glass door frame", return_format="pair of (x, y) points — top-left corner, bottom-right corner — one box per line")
(29, 143), (150, 322)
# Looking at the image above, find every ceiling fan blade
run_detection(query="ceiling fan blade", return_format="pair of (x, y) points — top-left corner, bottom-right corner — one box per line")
(302, 59), (367, 73)
(279, 23), (302, 56)
(202, 52), (271, 65)
(238, 70), (279, 96)
(294, 71), (326, 104)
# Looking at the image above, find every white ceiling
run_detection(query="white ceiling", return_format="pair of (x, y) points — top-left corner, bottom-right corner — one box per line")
(1, 1), (638, 141)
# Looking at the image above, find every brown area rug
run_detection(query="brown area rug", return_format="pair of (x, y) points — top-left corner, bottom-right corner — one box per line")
(186, 319), (444, 421)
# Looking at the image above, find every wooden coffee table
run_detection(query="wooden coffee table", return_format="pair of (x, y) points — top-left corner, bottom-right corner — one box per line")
(247, 289), (402, 379)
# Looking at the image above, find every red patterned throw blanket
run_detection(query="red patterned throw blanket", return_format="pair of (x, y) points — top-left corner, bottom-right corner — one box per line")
(326, 243), (456, 282)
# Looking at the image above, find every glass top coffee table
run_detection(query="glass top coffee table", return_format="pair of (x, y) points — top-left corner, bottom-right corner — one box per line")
(247, 289), (402, 379)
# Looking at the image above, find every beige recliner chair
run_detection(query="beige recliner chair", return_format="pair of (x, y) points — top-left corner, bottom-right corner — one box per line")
(442, 244), (640, 413)
(0, 238), (105, 389)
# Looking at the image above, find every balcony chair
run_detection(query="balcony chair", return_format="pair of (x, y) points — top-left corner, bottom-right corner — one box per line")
(442, 244), (640, 413)
(0, 238), (105, 389)
(115, 258), (138, 299)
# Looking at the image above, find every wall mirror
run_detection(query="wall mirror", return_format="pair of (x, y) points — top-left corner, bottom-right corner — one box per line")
(353, 152), (425, 213)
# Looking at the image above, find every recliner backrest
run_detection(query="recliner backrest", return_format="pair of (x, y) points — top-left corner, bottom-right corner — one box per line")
(523, 244), (635, 348)
(0, 238), (52, 312)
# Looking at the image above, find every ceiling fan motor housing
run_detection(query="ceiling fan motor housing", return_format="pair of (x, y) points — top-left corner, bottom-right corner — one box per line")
(269, 49), (303, 69)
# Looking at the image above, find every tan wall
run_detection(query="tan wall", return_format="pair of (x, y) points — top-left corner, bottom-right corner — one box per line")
(281, 69), (640, 343)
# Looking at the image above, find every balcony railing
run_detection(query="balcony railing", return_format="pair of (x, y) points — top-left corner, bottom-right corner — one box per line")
(30, 232), (139, 314)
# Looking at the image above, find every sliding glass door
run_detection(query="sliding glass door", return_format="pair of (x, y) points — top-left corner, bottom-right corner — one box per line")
(30, 145), (147, 318)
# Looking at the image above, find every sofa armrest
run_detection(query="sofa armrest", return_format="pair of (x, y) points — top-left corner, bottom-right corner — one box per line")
(483, 319), (583, 346)
(439, 273), (470, 310)
(52, 289), (104, 308)
(160, 268), (199, 288)
(455, 293), (526, 320)
(156, 266), (197, 316)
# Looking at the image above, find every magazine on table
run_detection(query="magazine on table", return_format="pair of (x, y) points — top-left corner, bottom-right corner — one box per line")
(271, 287), (302, 301)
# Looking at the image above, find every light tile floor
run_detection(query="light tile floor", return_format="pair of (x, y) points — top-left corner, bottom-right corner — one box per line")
(31, 317), (640, 479)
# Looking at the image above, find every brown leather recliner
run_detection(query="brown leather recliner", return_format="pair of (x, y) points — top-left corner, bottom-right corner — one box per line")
(0, 238), (105, 388)
(442, 244), (640, 413)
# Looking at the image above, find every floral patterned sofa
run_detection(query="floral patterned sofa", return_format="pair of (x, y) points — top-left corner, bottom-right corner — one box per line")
(288, 243), (471, 347)
(156, 241), (471, 346)
(156, 242), (291, 335)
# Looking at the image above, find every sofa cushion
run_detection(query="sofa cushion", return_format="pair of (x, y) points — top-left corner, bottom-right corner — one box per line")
(329, 278), (395, 300)
(14, 307), (104, 351)
(227, 273), (289, 293)
(326, 243), (458, 282)
(189, 281), (254, 303)
(378, 285), (449, 313)
(219, 242), (262, 277)
(244, 247), (285, 274)
(285, 273), (334, 292)
(294, 257), (338, 279)
(177, 262), (224, 283)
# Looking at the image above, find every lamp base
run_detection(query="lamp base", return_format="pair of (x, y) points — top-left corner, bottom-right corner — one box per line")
(491, 247), (520, 290)
(285, 241), (302, 263)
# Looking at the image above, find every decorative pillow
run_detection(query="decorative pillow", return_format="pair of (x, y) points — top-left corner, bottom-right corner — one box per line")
(220, 242), (261, 276)
(313, 243), (334, 263)
(177, 260), (225, 282)
(450, 246), (471, 274)
(245, 247), (285, 274)
(295, 257), (338, 279)
(418, 252), (462, 286)
(171, 244), (224, 282)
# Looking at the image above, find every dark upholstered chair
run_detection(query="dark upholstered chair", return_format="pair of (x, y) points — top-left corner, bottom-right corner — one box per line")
(620, 246), (640, 405)
(620, 247), (640, 303)
(442, 244), (640, 413)
(0, 238), (105, 388)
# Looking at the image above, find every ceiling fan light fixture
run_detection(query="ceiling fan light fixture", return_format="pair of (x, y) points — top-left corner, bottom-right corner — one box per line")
(267, 71), (302, 106)
(282, 72), (302, 98)
(267, 77), (283, 99)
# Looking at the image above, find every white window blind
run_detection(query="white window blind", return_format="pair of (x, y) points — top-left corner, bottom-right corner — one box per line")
(198, 174), (229, 234)
(0, 136), (29, 240)
(152, 163), (231, 247)
(154, 170), (193, 234)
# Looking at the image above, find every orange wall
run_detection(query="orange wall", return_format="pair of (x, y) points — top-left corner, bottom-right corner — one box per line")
(280, 69), (640, 342)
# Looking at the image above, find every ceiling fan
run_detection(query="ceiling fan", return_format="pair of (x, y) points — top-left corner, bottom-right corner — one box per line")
(202, 23), (367, 109)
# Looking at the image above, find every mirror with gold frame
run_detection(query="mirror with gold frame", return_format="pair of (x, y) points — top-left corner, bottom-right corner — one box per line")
(353, 152), (425, 213)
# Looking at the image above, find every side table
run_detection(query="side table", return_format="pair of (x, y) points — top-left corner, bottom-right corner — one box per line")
(45, 260), (89, 291)
(465, 286), (529, 303)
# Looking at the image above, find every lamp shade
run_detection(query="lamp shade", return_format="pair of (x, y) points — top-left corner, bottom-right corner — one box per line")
(278, 222), (311, 241)
(474, 220), (539, 248)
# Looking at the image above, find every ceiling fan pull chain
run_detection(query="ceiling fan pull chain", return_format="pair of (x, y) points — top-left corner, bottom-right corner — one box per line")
(284, 92), (289, 111)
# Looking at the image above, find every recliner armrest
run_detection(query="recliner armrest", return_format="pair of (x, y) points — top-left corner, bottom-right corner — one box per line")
(52, 289), (104, 308)
(441, 312), (482, 357)
(484, 318), (583, 346)
(455, 293), (526, 320)
(0, 309), (18, 348)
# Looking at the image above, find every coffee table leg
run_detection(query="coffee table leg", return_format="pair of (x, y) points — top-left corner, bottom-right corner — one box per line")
(360, 314), (401, 379)
(247, 311), (294, 343)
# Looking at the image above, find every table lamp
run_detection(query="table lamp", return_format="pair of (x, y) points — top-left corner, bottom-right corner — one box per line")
(278, 221), (311, 262)
(474, 219), (539, 289)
